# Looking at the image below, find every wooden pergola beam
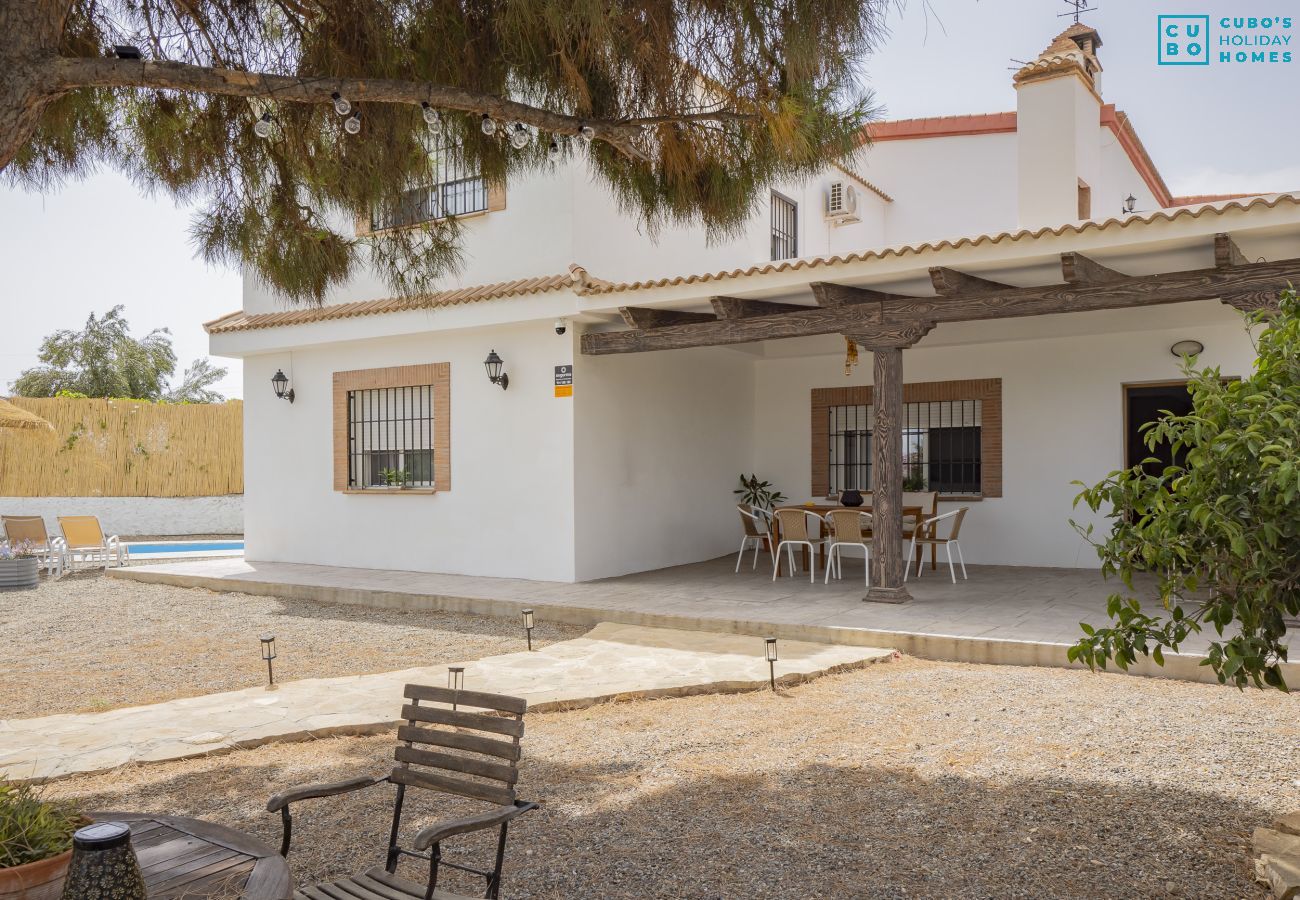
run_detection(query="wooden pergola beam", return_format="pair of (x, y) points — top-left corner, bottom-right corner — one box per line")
(1061, 252), (1125, 284)
(928, 267), (1015, 296)
(581, 256), (1300, 355)
(710, 296), (808, 319)
(810, 282), (908, 307)
(618, 306), (716, 329)
(1215, 232), (1249, 268)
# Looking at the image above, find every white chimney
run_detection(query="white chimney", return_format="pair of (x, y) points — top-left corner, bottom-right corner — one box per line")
(1014, 24), (1105, 228)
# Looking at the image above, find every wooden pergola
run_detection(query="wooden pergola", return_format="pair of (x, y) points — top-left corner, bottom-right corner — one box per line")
(581, 233), (1297, 602)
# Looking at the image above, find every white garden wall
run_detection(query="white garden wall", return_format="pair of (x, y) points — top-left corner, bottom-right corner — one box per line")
(0, 495), (242, 537)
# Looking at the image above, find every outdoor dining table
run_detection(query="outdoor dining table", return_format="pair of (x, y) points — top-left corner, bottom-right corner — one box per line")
(771, 504), (924, 578)
(88, 811), (292, 898)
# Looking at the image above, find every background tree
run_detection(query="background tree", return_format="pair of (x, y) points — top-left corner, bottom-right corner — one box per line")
(1, 0), (888, 305)
(1070, 291), (1300, 690)
(11, 305), (228, 401)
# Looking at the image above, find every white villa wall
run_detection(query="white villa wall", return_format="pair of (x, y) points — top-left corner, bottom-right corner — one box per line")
(573, 345), (755, 580)
(1099, 129), (1161, 215)
(752, 311), (1258, 569)
(241, 322), (577, 579)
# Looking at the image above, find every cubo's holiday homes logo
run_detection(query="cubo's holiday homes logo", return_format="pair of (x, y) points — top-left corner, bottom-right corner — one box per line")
(1159, 14), (1294, 66)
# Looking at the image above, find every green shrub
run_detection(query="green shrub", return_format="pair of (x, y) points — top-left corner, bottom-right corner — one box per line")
(0, 781), (81, 869)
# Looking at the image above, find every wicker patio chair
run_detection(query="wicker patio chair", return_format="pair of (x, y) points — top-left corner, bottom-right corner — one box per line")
(2, 515), (66, 578)
(902, 491), (940, 570)
(57, 515), (128, 569)
(824, 509), (873, 586)
(771, 508), (828, 584)
(735, 504), (775, 572)
(268, 684), (537, 900)
(905, 507), (970, 584)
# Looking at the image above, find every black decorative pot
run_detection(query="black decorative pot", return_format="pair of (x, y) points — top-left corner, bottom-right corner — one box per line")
(60, 823), (146, 900)
(839, 490), (864, 507)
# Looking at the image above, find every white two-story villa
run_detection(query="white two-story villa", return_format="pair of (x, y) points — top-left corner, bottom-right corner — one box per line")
(207, 23), (1300, 589)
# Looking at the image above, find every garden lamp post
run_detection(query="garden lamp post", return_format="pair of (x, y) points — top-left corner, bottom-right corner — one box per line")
(522, 608), (535, 651)
(447, 666), (465, 709)
(765, 637), (778, 691)
(260, 633), (277, 685)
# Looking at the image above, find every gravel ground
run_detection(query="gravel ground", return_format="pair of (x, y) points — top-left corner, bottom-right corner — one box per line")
(47, 657), (1300, 899)
(0, 572), (582, 719)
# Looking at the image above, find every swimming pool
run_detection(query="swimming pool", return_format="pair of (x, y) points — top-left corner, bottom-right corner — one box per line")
(125, 540), (244, 558)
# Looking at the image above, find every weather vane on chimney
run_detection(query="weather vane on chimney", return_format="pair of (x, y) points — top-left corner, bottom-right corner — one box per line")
(1059, 0), (1097, 24)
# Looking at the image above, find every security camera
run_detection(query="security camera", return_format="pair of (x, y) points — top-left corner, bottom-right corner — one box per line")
(554, 318), (568, 336)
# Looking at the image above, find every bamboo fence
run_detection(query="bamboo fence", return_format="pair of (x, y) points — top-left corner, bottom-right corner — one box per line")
(0, 397), (243, 497)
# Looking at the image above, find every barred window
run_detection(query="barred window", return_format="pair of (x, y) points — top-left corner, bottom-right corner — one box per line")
(371, 137), (488, 230)
(347, 385), (436, 489)
(828, 400), (982, 495)
(770, 191), (798, 261)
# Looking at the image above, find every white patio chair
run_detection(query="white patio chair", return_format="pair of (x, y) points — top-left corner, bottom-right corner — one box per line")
(824, 509), (873, 586)
(2, 515), (67, 578)
(905, 507), (969, 584)
(734, 505), (775, 572)
(771, 508), (828, 584)
(57, 516), (129, 570)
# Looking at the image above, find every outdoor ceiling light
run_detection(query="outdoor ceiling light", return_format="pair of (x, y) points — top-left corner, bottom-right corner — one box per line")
(344, 111), (362, 135)
(271, 369), (295, 403)
(481, 115), (497, 136)
(253, 112), (275, 140)
(764, 637), (778, 691)
(260, 633), (277, 685)
(509, 124), (531, 150)
(1170, 339), (1204, 358)
(1123, 194), (1137, 214)
(483, 350), (509, 390)
(331, 92), (351, 116)
(522, 608), (535, 651)
(113, 45), (142, 60)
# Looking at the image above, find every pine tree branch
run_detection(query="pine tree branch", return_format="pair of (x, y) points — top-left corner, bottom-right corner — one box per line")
(48, 57), (762, 161)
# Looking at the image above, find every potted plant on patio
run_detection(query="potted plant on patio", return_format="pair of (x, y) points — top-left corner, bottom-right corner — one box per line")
(0, 540), (39, 590)
(734, 474), (787, 512)
(0, 781), (84, 900)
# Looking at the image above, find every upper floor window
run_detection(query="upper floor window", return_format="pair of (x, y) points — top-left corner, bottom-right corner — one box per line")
(770, 191), (798, 261)
(371, 137), (488, 231)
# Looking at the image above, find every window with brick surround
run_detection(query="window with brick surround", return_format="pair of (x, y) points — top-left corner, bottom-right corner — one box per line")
(333, 364), (450, 492)
(811, 379), (1002, 499)
(770, 191), (798, 260)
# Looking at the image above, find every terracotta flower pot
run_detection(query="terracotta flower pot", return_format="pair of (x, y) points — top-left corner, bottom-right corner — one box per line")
(0, 848), (74, 900)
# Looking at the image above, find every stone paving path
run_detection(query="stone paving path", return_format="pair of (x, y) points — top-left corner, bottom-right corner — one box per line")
(0, 623), (891, 782)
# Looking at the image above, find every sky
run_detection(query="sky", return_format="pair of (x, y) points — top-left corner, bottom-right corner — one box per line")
(1, 0), (1296, 401)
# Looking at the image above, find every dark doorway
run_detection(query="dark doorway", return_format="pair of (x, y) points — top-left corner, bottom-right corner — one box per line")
(1124, 383), (1194, 476)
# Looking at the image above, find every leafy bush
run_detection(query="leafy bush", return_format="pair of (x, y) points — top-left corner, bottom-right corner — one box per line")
(1070, 290), (1300, 690)
(0, 781), (81, 869)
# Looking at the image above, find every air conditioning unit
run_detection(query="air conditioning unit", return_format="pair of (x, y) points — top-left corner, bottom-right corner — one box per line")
(825, 180), (860, 225)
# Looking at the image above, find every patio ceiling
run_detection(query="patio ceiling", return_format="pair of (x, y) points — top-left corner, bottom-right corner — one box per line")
(582, 232), (1300, 356)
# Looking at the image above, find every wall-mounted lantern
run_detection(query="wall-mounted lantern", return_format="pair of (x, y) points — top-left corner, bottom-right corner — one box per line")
(271, 369), (295, 403)
(484, 350), (509, 390)
(1170, 339), (1204, 358)
(1122, 194), (1137, 215)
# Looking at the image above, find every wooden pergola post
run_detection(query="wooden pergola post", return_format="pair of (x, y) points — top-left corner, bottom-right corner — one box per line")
(848, 323), (934, 603)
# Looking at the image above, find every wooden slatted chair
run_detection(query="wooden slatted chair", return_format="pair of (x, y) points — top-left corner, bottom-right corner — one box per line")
(267, 684), (537, 900)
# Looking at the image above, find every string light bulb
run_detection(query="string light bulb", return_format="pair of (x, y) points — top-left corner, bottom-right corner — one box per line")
(578, 124), (595, 144)
(344, 111), (361, 134)
(421, 102), (442, 134)
(480, 114), (497, 136)
(330, 92), (351, 116)
(547, 139), (562, 163)
(509, 124), (531, 150)
(253, 112), (274, 139)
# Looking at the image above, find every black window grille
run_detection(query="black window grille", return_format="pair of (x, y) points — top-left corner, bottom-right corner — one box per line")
(770, 191), (798, 261)
(371, 137), (488, 230)
(346, 385), (435, 488)
(828, 400), (982, 495)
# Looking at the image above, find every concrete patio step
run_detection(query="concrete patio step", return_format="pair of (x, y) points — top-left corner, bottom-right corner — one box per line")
(0, 623), (893, 782)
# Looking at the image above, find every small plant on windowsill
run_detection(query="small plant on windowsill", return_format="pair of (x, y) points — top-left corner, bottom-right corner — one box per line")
(734, 474), (787, 512)
(378, 467), (413, 490)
